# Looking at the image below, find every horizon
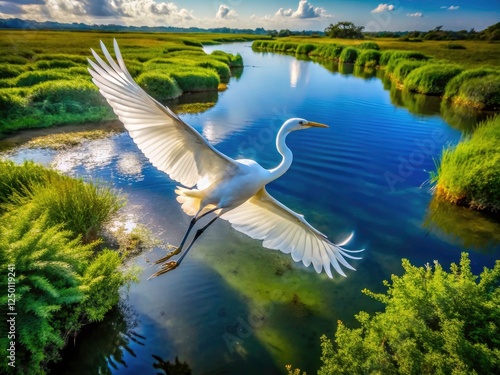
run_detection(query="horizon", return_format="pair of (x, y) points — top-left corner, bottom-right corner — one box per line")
(0, 1), (498, 33)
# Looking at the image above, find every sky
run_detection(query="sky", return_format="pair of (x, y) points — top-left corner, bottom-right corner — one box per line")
(0, 0), (498, 31)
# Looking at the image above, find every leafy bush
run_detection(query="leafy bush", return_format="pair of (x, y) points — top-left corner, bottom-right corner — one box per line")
(355, 50), (381, 67)
(432, 115), (500, 211)
(0, 64), (25, 79)
(338, 47), (359, 63)
(317, 253), (500, 375)
(404, 63), (463, 95)
(357, 41), (380, 50)
(136, 71), (182, 101)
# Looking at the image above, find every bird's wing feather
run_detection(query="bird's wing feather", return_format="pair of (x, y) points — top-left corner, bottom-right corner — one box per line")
(88, 39), (238, 188)
(221, 187), (362, 278)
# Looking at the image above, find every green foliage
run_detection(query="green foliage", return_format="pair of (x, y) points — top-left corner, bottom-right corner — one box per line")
(325, 21), (365, 39)
(433, 115), (500, 211)
(338, 47), (359, 63)
(357, 42), (380, 50)
(379, 50), (429, 66)
(14, 70), (71, 87)
(391, 60), (426, 83)
(404, 63), (463, 95)
(355, 50), (381, 67)
(455, 75), (500, 110)
(310, 44), (344, 59)
(137, 71), (182, 101)
(296, 43), (316, 55)
(167, 67), (220, 92)
(33, 53), (88, 64)
(444, 68), (499, 99)
(182, 39), (203, 47)
(29, 78), (104, 108)
(318, 253), (500, 374)
(0, 161), (136, 374)
(195, 59), (230, 79)
(0, 63), (25, 79)
(32, 59), (80, 70)
(0, 89), (26, 118)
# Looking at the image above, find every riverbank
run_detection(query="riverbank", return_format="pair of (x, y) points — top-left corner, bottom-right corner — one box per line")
(252, 40), (500, 110)
(0, 31), (248, 137)
(432, 115), (500, 213)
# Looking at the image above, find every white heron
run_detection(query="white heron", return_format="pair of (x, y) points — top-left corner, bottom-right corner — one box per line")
(88, 40), (363, 279)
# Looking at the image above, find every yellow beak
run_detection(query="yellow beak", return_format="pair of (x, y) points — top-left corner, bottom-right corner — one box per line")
(307, 121), (329, 128)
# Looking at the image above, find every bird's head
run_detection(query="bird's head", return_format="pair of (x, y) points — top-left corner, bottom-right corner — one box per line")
(283, 118), (329, 132)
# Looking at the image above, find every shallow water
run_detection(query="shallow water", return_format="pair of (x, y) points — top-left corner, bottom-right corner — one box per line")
(5, 42), (500, 374)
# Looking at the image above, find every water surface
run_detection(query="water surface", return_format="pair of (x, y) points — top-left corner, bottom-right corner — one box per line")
(5, 42), (499, 374)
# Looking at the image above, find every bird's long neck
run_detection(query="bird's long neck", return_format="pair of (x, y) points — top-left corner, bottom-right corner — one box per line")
(268, 127), (292, 182)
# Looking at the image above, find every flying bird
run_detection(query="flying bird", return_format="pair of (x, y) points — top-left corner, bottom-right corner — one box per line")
(88, 40), (363, 279)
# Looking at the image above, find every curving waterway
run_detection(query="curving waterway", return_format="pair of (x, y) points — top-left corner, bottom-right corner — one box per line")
(5, 42), (500, 374)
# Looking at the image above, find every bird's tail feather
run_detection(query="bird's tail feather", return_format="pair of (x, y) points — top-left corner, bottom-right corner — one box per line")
(175, 186), (202, 216)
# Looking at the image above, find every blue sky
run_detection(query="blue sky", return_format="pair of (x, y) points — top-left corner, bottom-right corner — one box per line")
(0, 1), (498, 31)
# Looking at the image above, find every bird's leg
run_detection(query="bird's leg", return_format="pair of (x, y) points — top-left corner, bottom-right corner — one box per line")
(153, 207), (218, 265)
(148, 215), (219, 279)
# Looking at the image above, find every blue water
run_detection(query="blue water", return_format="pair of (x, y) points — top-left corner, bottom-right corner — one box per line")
(6, 42), (499, 374)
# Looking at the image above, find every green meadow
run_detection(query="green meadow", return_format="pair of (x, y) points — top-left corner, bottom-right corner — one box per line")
(0, 30), (249, 136)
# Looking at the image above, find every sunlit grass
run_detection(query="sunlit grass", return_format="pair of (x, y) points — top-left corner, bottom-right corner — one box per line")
(432, 115), (500, 212)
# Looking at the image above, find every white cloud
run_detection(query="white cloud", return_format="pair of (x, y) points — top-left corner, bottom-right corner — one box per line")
(447, 5), (460, 10)
(371, 3), (395, 13)
(216, 4), (237, 20)
(274, 0), (329, 19)
(407, 12), (423, 17)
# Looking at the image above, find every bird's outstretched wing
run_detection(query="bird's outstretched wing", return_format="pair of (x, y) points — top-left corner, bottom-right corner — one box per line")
(221, 188), (363, 278)
(88, 39), (238, 188)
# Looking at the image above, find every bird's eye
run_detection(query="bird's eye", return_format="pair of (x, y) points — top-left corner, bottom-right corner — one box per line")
(299, 121), (304, 125)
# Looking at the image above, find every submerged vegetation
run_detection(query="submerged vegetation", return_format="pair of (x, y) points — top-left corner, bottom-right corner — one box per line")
(252, 37), (500, 110)
(287, 253), (500, 374)
(0, 160), (138, 374)
(432, 115), (500, 212)
(0, 30), (245, 136)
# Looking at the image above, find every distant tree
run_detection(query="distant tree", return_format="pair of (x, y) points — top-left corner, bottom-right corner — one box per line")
(325, 21), (364, 39)
(278, 29), (292, 37)
(267, 29), (278, 37)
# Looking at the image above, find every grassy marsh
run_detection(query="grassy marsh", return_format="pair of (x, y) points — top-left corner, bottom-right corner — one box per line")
(0, 30), (247, 136)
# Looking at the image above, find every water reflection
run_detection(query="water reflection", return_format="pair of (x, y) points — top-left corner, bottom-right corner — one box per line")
(152, 355), (192, 375)
(424, 196), (500, 252)
(50, 303), (144, 375)
(289, 59), (310, 88)
(439, 100), (492, 132)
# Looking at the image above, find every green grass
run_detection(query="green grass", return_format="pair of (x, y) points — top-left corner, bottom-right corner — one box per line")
(404, 63), (463, 95)
(355, 49), (381, 67)
(390, 60), (426, 83)
(0, 30), (246, 137)
(432, 115), (500, 212)
(338, 47), (359, 63)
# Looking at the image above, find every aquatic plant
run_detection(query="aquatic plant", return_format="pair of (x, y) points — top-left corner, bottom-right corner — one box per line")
(390, 59), (426, 83)
(432, 115), (500, 212)
(404, 63), (462, 95)
(453, 75), (500, 110)
(444, 68), (499, 99)
(295, 43), (316, 55)
(136, 71), (183, 101)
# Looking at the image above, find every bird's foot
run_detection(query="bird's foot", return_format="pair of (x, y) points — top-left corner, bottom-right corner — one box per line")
(153, 247), (180, 265)
(148, 261), (179, 279)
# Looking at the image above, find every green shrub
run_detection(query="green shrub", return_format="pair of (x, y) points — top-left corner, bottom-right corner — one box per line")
(136, 71), (182, 101)
(445, 43), (466, 50)
(355, 50), (381, 67)
(404, 63), (463, 95)
(311, 44), (344, 59)
(196, 59), (230, 79)
(357, 41), (380, 50)
(433, 115), (500, 211)
(444, 68), (499, 99)
(0, 64), (24, 79)
(296, 43), (316, 55)
(182, 39), (203, 48)
(318, 253), (500, 375)
(14, 70), (71, 87)
(339, 47), (359, 63)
